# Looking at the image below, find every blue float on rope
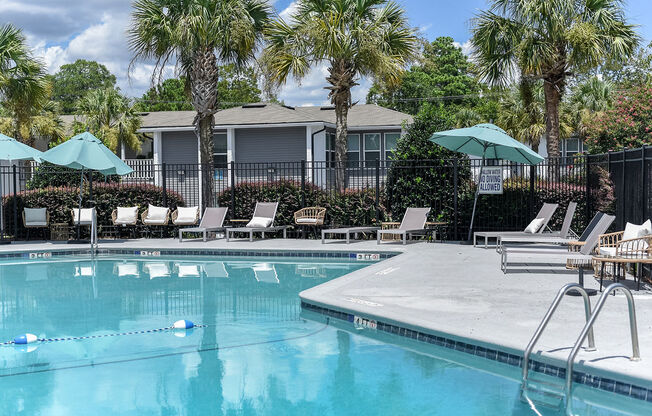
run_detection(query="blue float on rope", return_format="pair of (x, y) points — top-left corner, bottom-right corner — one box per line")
(14, 334), (38, 344)
(172, 320), (194, 329)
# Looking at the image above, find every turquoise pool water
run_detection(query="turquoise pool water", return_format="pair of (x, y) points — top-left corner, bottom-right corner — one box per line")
(0, 255), (648, 415)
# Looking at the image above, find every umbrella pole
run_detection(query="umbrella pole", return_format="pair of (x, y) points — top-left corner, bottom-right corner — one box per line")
(467, 145), (488, 241)
(76, 168), (84, 241)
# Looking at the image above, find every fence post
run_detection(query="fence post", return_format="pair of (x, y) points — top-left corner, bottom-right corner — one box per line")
(230, 161), (236, 216)
(161, 163), (167, 206)
(301, 160), (306, 208)
(453, 159), (459, 241)
(641, 145), (646, 222)
(529, 164), (535, 220)
(621, 147), (626, 229)
(375, 159), (380, 222)
(12, 165), (17, 239)
(585, 154), (591, 222)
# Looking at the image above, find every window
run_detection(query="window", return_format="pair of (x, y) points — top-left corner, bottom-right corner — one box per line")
(364, 133), (381, 166)
(213, 133), (227, 178)
(385, 133), (401, 159)
(326, 132), (336, 163)
(347, 134), (360, 167)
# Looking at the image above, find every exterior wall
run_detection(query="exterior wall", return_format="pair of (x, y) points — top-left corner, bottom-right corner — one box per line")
(234, 127), (306, 163)
(161, 130), (200, 206)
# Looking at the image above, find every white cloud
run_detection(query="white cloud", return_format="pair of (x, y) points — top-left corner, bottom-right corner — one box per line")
(453, 40), (473, 56)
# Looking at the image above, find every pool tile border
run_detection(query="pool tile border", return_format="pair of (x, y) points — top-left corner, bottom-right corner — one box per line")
(301, 301), (652, 403)
(0, 248), (397, 261)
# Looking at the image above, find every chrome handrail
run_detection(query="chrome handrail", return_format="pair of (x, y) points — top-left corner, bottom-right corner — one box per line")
(522, 283), (596, 387)
(565, 283), (640, 397)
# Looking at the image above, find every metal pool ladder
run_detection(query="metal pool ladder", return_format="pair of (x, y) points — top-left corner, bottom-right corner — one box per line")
(521, 283), (596, 407)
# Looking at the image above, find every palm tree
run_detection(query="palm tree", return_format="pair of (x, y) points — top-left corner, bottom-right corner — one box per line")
(498, 82), (573, 151)
(128, 0), (271, 206)
(470, 0), (638, 157)
(568, 76), (613, 140)
(0, 24), (63, 146)
(75, 88), (142, 154)
(264, 0), (417, 191)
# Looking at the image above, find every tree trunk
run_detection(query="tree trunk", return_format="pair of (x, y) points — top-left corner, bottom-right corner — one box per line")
(543, 77), (563, 158)
(326, 60), (358, 192)
(190, 48), (220, 208)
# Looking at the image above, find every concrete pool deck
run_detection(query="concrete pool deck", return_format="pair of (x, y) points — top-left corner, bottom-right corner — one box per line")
(2, 237), (652, 390)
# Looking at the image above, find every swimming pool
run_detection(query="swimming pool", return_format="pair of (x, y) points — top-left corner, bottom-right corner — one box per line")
(0, 254), (649, 415)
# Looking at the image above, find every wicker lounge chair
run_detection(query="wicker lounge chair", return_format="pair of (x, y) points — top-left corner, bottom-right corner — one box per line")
(111, 206), (139, 238)
(172, 206), (200, 226)
(141, 204), (169, 237)
(225, 202), (289, 242)
(22, 208), (50, 240)
(294, 206), (326, 237)
(179, 207), (228, 242)
(500, 214), (615, 273)
(376, 208), (432, 245)
(473, 203), (559, 248)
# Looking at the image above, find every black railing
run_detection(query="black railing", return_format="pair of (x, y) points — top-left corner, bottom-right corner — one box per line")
(1, 149), (642, 241)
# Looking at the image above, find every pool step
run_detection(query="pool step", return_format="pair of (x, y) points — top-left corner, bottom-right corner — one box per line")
(521, 374), (565, 410)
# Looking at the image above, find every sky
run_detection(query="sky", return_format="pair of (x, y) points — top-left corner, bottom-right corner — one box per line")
(2, 0), (652, 107)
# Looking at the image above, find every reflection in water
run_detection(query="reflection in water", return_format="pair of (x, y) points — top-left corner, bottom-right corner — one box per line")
(0, 257), (641, 415)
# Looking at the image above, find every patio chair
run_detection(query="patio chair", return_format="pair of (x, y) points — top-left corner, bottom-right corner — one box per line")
(500, 214), (615, 273)
(172, 206), (200, 226)
(473, 203), (559, 248)
(141, 204), (169, 237)
(496, 202), (578, 249)
(22, 208), (50, 240)
(294, 206), (326, 238)
(179, 207), (228, 242)
(71, 208), (96, 241)
(225, 202), (289, 242)
(111, 206), (139, 238)
(376, 208), (432, 245)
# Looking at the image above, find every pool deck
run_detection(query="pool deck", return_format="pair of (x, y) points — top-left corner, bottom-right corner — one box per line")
(2, 238), (652, 389)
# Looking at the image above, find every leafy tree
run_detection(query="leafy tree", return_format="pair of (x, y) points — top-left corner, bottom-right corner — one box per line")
(585, 85), (652, 153)
(136, 65), (261, 112)
(264, 0), (418, 191)
(136, 77), (192, 112)
(367, 37), (478, 115)
(471, 0), (638, 157)
(568, 76), (614, 142)
(385, 102), (470, 220)
(129, 0), (271, 207)
(601, 41), (652, 88)
(73, 88), (142, 153)
(0, 24), (63, 146)
(50, 59), (116, 114)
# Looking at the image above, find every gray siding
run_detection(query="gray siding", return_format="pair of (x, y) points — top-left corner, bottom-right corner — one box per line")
(235, 127), (306, 163)
(161, 131), (198, 164)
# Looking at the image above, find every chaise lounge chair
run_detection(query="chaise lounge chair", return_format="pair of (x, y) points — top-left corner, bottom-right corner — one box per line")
(179, 207), (228, 242)
(473, 203), (559, 248)
(500, 214), (615, 273)
(376, 208), (432, 245)
(321, 226), (380, 244)
(497, 202), (578, 249)
(225, 202), (289, 242)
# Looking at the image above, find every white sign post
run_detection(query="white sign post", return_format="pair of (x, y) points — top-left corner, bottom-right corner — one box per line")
(478, 167), (503, 195)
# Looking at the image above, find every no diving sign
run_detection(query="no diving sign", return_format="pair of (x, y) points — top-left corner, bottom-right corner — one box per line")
(479, 167), (503, 194)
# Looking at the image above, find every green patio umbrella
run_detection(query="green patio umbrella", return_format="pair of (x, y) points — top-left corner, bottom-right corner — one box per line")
(429, 123), (543, 241)
(41, 132), (133, 242)
(0, 134), (44, 242)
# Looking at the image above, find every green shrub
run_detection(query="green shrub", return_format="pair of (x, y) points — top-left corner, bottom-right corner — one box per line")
(26, 162), (119, 189)
(3, 183), (185, 236)
(217, 180), (386, 227)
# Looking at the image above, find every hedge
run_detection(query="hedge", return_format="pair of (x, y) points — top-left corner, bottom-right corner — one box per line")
(3, 183), (185, 236)
(217, 180), (386, 227)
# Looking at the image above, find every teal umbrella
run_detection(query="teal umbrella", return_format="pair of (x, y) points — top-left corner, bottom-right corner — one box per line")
(41, 131), (133, 175)
(41, 132), (133, 242)
(0, 134), (44, 242)
(430, 123), (543, 240)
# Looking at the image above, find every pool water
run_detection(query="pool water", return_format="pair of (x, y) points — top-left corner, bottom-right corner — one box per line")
(0, 255), (649, 415)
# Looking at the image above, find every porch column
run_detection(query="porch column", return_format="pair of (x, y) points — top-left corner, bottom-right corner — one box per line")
(153, 131), (162, 186)
(227, 128), (235, 185)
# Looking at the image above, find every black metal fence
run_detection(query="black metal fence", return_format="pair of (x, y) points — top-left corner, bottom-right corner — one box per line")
(0, 149), (641, 241)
